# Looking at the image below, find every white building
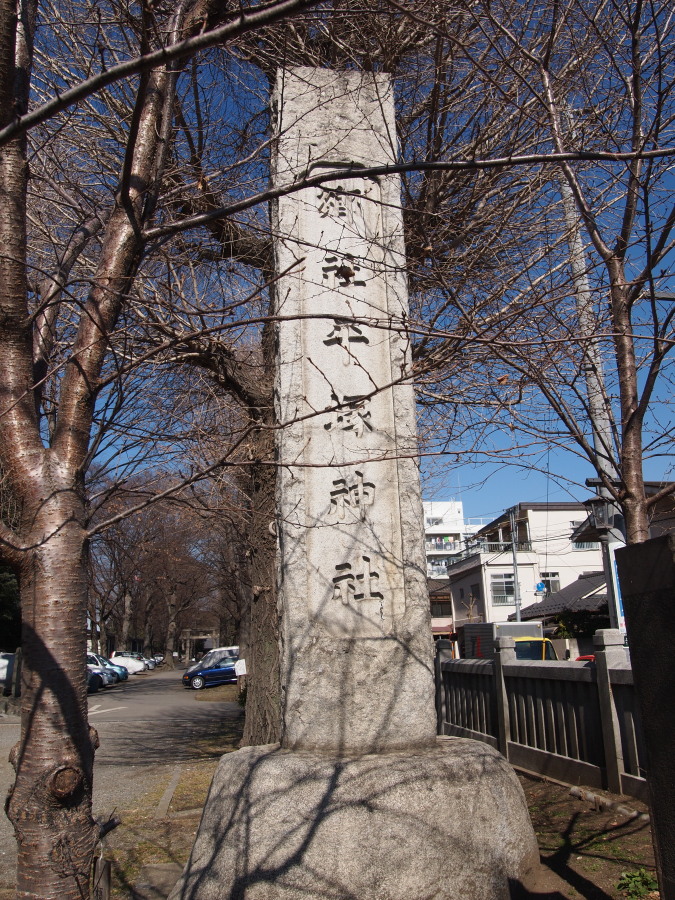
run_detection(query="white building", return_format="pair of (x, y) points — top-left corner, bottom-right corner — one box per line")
(423, 500), (465, 578)
(444, 502), (603, 626)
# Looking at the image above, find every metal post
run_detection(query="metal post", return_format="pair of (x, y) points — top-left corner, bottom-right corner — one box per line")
(508, 506), (522, 622)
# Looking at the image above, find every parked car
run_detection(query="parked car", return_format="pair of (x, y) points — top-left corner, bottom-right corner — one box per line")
(89, 653), (128, 681)
(110, 651), (147, 674)
(142, 656), (156, 670)
(86, 656), (116, 687)
(182, 651), (238, 690)
(87, 666), (103, 693)
(0, 652), (15, 690)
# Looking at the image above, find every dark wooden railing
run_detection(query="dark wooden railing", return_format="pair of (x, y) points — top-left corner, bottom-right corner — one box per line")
(435, 630), (647, 800)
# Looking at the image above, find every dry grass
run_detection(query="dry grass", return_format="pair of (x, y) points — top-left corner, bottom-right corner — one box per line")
(193, 683), (240, 703)
(104, 708), (244, 897)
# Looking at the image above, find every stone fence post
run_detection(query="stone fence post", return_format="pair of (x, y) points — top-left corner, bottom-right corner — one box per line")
(593, 629), (625, 794)
(494, 637), (515, 758)
(434, 640), (454, 734)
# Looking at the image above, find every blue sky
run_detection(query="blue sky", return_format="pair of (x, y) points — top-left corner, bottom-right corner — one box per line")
(421, 451), (604, 524)
(422, 442), (672, 524)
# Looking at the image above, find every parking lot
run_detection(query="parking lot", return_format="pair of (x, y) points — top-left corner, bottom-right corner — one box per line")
(0, 667), (244, 898)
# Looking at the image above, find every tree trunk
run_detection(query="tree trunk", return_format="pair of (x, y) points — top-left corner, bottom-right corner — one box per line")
(120, 592), (132, 651)
(143, 615), (152, 656)
(607, 268), (650, 544)
(99, 618), (108, 658)
(6, 493), (98, 900)
(231, 269), (280, 746)
(89, 614), (99, 654)
(240, 414), (280, 747)
(163, 592), (177, 669)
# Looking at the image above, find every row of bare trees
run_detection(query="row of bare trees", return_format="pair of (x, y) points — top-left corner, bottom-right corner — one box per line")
(0, 0), (673, 896)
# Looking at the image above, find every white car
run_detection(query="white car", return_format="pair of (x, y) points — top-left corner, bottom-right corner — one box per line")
(110, 651), (146, 674)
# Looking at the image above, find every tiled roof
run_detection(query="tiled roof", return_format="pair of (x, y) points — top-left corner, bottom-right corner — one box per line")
(516, 571), (607, 620)
(427, 578), (452, 597)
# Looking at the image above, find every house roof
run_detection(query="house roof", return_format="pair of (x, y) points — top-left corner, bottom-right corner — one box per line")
(474, 501), (587, 538)
(512, 571), (607, 621)
(427, 578), (452, 599)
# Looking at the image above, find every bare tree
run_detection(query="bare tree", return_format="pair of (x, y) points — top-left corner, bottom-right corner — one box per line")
(0, 1), (318, 895)
(1, 0), (674, 895)
(402, 0), (675, 542)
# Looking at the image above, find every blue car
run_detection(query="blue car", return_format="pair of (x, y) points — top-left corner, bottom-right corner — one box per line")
(182, 651), (238, 690)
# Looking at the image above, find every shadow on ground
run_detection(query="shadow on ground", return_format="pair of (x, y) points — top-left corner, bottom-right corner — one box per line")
(96, 706), (243, 765)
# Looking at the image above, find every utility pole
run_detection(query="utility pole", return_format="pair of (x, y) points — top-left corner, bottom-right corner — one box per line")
(508, 505), (522, 622)
(560, 175), (625, 631)
(560, 179), (617, 477)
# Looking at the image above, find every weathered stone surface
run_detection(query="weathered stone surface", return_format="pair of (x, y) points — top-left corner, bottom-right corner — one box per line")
(273, 67), (436, 754)
(168, 739), (539, 900)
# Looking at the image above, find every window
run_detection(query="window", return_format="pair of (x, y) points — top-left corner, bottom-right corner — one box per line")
(540, 571), (560, 594)
(426, 517), (442, 526)
(491, 573), (514, 605)
(431, 601), (453, 617)
(570, 521), (600, 550)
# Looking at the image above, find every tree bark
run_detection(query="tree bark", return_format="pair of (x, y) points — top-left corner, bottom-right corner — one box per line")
(163, 589), (178, 669)
(240, 414), (280, 746)
(232, 303), (280, 746)
(120, 592), (132, 651)
(6, 486), (99, 900)
(606, 263), (650, 544)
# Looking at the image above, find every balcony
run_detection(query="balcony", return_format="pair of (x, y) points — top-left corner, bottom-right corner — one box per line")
(425, 539), (462, 554)
(446, 541), (533, 565)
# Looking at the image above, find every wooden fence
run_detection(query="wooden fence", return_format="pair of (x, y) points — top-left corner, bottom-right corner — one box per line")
(435, 629), (648, 800)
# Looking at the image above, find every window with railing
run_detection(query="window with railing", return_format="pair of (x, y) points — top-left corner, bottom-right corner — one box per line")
(425, 536), (461, 552)
(491, 573), (515, 605)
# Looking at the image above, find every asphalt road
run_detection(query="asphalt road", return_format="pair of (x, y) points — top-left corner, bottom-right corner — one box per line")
(0, 667), (242, 893)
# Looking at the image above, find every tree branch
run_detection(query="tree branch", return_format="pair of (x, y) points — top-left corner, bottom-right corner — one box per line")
(0, 0), (322, 147)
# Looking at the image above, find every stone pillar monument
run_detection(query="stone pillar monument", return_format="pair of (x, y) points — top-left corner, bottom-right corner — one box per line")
(272, 67), (436, 755)
(169, 68), (538, 900)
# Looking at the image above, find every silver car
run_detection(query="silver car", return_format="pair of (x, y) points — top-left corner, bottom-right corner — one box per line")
(86, 655), (115, 687)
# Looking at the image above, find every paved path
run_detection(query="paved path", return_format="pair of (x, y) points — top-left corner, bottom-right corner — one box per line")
(0, 667), (241, 894)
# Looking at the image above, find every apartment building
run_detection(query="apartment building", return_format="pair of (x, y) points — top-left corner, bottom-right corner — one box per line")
(423, 500), (466, 578)
(442, 502), (604, 627)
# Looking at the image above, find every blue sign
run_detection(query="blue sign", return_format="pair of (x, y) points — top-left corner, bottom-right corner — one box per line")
(535, 582), (546, 593)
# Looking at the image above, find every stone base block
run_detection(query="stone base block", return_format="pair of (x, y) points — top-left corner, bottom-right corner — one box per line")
(169, 737), (539, 900)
